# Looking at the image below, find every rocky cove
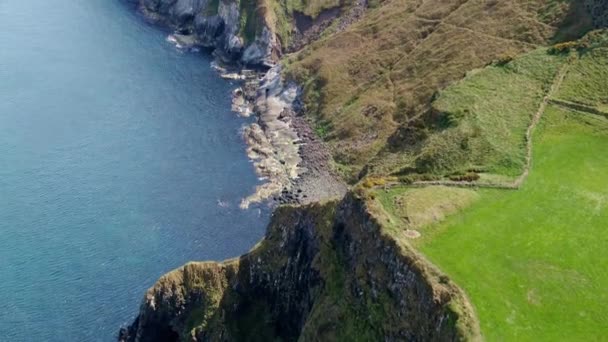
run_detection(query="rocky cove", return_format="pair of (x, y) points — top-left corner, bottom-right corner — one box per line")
(135, 0), (347, 207)
(119, 0), (480, 340)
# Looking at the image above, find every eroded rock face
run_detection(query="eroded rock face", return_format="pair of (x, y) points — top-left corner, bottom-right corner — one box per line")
(139, 0), (279, 66)
(120, 203), (328, 342)
(120, 196), (480, 341)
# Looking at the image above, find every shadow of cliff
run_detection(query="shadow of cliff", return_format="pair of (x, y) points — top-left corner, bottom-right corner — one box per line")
(551, 0), (595, 43)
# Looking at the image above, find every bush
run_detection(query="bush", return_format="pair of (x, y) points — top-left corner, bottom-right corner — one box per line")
(361, 176), (398, 188)
(361, 177), (385, 188)
(493, 53), (516, 66)
(397, 173), (440, 184)
(398, 176), (414, 184)
(449, 172), (480, 182)
(548, 41), (589, 54)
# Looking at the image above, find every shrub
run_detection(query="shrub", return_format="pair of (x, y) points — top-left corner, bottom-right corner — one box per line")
(398, 176), (414, 184)
(493, 53), (516, 66)
(361, 176), (397, 188)
(548, 41), (589, 54)
(449, 172), (480, 182)
(397, 173), (440, 183)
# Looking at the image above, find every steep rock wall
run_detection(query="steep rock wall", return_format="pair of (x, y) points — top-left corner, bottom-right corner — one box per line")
(139, 0), (281, 66)
(120, 203), (330, 341)
(120, 194), (480, 341)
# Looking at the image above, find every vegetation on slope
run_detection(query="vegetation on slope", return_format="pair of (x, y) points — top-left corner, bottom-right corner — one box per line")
(284, 0), (594, 181)
(372, 32), (608, 340)
(554, 31), (608, 111)
(417, 49), (567, 177)
(419, 107), (608, 341)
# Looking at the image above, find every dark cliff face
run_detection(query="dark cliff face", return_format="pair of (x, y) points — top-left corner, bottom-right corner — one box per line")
(120, 195), (480, 341)
(120, 203), (330, 342)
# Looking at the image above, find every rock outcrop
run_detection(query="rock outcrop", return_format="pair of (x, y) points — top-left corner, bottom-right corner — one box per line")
(120, 194), (480, 341)
(140, 0), (280, 66)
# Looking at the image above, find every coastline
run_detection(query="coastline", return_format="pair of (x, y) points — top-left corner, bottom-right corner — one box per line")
(119, 2), (483, 341)
(236, 65), (347, 208)
(136, 0), (346, 209)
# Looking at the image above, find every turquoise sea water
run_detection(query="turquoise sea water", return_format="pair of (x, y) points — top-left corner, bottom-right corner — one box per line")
(0, 1), (269, 340)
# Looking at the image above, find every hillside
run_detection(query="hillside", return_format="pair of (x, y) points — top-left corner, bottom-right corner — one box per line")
(285, 0), (597, 181)
(373, 31), (608, 340)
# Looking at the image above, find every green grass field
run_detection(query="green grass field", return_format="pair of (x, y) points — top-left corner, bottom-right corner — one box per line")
(416, 107), (608, 341)
(371, 36), (608, 340)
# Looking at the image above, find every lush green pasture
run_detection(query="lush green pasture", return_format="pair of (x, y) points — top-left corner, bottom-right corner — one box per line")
(417, 108), (608, 341)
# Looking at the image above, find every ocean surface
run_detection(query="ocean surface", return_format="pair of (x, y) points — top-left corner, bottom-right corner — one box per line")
(0, 0), (269, 340)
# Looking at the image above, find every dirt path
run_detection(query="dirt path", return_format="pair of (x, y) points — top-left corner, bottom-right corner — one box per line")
(512, 59), (570, 188)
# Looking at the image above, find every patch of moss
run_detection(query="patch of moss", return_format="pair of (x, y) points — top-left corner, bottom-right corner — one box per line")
(238, 0), (264, 44)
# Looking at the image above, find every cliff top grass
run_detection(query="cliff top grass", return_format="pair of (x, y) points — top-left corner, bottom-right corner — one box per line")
(415, 48), (567, 176)
(284, 0), (594, 181)
(418, 107), (608, 341)
(554, 33), (608, 111)
(371, 39), (608, 340)
(374, 186), (479, 232)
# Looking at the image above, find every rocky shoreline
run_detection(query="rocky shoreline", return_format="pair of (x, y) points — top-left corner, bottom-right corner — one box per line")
(135, 0), (346, 208)
(236, 65), (346, 208)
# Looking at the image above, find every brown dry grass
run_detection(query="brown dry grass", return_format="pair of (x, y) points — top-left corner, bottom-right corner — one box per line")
(285, 0), (593, 181)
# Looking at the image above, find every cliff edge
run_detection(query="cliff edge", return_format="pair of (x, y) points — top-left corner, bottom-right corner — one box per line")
(120, 194), (480, 341)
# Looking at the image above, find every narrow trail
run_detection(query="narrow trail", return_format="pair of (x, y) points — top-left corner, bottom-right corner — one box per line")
(383, 57), (572, 191)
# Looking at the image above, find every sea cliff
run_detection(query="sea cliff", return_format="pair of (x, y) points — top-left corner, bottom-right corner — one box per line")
(119, 194), (480, 341)
(139, 0), (281, 66)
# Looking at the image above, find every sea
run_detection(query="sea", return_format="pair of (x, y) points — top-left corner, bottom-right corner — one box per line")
(0, 0), (269, 340)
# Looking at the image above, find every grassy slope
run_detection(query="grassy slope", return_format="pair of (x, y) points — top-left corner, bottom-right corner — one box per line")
(418, 107), (608, 341)
(555, 47), (608, 111)
(374, 186), (479, 232)
(417, 49), (566, 176)
(285, 0), (593, 181)
(370, 41), (608, 340)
